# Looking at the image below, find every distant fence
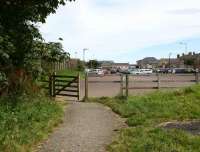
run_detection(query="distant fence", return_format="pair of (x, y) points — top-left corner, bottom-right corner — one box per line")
(84, 73), (199, 100)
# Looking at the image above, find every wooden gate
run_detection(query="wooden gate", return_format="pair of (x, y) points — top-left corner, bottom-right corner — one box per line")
(41, 73), (80, 101)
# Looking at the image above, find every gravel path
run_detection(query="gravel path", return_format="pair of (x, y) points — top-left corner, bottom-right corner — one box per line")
(37, 101), (126, 152)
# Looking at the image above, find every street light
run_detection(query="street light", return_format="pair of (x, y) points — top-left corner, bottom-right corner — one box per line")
(83, 48), (89, 62)
(179, 42), (188, 54)
(169, 52), (172, 68)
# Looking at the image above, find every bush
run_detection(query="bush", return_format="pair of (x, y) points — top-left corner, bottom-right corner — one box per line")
(0, 94), (63, 152)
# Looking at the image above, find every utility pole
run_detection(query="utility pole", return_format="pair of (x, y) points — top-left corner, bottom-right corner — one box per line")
(169, 52), (172, 68)
(83, 48), (88, 62)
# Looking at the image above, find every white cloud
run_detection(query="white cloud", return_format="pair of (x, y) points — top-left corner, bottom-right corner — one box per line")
(40, 0), (200, 62)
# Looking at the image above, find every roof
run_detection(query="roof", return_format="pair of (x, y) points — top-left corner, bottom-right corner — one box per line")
(113, 63), (129, 66)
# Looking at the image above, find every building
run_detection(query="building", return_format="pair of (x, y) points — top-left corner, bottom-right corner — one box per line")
(99, 60), (114, 69)
(112, 63), (129, 70)
(129, 64), (138, 69)
(67, 58), (80, 69)
(158, 58), (184, 68)
(137, 57), (158, 69)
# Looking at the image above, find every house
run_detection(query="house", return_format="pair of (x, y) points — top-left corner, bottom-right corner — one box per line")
(99, 60), (114, 69)
(158, 58), (184, 68)
(137, 57), (158, 69)
(129, 64), (138, 69)
(112, 63), (129, 70)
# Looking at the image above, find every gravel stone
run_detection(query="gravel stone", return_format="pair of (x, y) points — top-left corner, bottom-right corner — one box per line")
(37, 101), (126, 152)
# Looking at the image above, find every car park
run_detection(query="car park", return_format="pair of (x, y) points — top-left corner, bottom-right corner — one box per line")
(88, 69), (104, 77)
(129, 69), (142, 75)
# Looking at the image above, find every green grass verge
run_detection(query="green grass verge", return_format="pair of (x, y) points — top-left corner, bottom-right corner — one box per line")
(0, 94), (64, 152)
(57, 69), (85, 79)
(91, 85), (200, 152)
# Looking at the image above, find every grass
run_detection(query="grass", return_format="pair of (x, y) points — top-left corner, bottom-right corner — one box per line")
(0, 94), (64, 152)
(91, 85), (200, 152)
(57, 69), (85, 79)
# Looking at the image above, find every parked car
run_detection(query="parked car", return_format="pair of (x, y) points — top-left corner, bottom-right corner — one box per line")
(157, 68), (170, 73)
(130, 69), (153, 75)
(88, 69), (104, 77)
(172, 68), (195, 74)
(129, 69), (142, 75)
(140, 69), (153, 74)
(110, 68), (117, 74)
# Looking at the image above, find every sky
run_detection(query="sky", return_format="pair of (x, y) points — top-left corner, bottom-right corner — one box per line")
(40, 0), (200, 63)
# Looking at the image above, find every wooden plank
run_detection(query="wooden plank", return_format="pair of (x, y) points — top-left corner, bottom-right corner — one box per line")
(125, 87), (158, 89)
(85, 73), (88, 102)
(78, 73), (80, 101)
(56, 89), (78, 92)
(54, 75), (77, 78)
(88, 81), (121, 83)
(69, 85), (78, 88)
(55, 84), (74, 87)
(55, 79), (73, 83)
(125, 86), (182, 90)
(55, 77), (78, 94)
(57, 94), (78, 97)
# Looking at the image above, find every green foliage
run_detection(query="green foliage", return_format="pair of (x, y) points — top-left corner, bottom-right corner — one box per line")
(87, 60), (100, 69)
(0, 0), (73, 94)
(0, 94), (63, 152)
(92, 85), (200, 151)
(108, 127), (200, 152)
(57, 69), (85, 79)
(77, 60), (85, 71)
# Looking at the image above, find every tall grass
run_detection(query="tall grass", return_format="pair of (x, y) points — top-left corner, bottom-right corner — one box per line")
(0, 94), (63, 152)
(92, 85), (200, 152)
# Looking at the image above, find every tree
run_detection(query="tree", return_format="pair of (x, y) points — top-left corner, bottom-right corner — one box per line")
(0, 0), (74, 95)
(76, 60), (85, 71)
(87, 60), (100, 69)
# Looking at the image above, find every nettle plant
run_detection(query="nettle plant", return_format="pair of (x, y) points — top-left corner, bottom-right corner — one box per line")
(0, 0), (74, 95)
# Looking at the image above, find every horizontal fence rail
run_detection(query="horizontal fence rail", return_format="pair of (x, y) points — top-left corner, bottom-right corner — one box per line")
(40, 73), (80, 101)
(84, 73), (199, 100)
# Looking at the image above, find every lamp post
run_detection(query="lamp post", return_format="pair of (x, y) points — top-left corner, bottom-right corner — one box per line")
(83, 48), (88, 62)
(169, 52), (172, 68)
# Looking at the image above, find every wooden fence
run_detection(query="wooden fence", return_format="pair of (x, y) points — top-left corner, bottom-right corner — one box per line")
(84, 73), (199, 100)
(41, 73), (80, 100)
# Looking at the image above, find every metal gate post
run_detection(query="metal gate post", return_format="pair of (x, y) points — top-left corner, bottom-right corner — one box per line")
(120, 74), (124, 96)
(78, 73), (80, 101)
(125, 74), (129, 99)
(52, 72), (56, 97)
(84, 72), (88, 102)
(49, 75), (52, 97)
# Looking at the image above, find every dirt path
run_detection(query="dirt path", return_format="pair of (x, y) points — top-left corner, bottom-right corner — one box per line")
(38, 101), (126, 152)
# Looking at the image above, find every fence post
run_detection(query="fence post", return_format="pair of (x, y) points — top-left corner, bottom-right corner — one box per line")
(78, 73), (80, 101)
(49, 75), (52, 97)
(195, 71), (199, 84)
(125, 74), (129, 99)
(120, 74), (124, 96)
(84, 72), (88, 102)
(157, 73), (160, 89)
(52, 72), (56, 97)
